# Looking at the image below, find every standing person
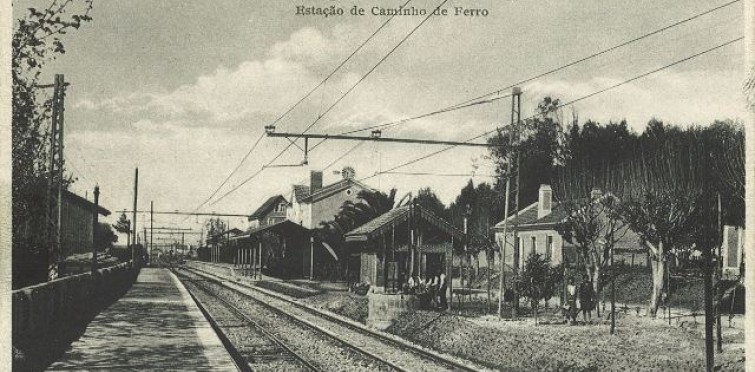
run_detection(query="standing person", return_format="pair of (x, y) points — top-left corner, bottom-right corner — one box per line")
(564, 277), (578, 325)
(579, 275), (594, 323)
(428, 275), (438, 308)
(439, 271), (448, 310)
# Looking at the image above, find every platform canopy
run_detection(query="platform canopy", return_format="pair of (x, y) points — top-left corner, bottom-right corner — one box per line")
(230, 219), (311, 242)
(344, 204), (464, 243)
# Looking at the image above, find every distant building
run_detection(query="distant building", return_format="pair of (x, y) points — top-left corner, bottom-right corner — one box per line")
(14, 189), (111, 286)
(61, 190), (111, 257)
(344, 204), (462, 290)
(493, 184), (644, 269)
(287, 169), (373, 229)
(248, 195), (289, 229)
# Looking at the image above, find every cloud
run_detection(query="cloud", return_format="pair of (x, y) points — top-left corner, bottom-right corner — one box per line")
(72, 26), (370, 132)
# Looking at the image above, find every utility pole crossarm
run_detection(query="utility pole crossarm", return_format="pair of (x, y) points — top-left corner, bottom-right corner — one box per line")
(266, 131), (492, 147)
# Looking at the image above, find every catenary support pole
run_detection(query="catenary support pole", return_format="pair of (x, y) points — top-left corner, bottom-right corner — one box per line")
(149, 200), (155, 263)
(610, 243), (616, 335)
(132, 168), (138, 263)
(498, 178), (509, 318)
(715, 192), (723, 352)
(704, 233), (715, 371)
(92, 186), (100, 274)
(310, 237), (314, 280)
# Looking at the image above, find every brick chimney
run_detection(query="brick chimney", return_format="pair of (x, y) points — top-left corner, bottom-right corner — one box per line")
(537, 184), (552, 219)
(310, 170), (323, 193)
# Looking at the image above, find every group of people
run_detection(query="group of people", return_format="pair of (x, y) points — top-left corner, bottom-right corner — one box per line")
(404, 272), (448, 309)
(564, 275), (595, 324)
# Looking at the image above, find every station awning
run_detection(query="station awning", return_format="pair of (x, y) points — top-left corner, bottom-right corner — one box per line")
(344, 205), (464, 243)
(230, 219), (311, 242)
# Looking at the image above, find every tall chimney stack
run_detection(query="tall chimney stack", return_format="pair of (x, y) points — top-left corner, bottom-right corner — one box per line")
(537, 184), (552, 219)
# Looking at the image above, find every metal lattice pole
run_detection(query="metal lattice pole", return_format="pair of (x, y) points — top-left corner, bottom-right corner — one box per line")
(47, 74), (66, 280)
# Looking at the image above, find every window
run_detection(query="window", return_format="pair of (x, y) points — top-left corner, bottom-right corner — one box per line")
(531, 236), (536, 258)
(276, 202), (286, 212)
(345, 189), (353, 196)
(546, 235), (553, 261)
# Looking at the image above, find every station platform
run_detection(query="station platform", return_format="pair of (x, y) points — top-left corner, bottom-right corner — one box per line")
(48, 268), (237, 371)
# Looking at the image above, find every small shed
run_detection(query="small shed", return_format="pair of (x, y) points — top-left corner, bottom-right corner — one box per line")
(344, 204), (463, 292)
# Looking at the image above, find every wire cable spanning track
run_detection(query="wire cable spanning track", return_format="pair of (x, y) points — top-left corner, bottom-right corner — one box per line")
(179, 264), (483, 372)
(356, 36), (743, 183)
(209, 0), (450, 206)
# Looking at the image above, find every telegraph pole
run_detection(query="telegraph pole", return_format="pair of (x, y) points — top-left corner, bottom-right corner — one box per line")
(715, 192), (723, 352)
(150, 201), (154, 264)
(497, 86), (522, 318)
(511, 87), (522, 316)
(92, 185), (100, 274)
(46, 74), (66, 280)
(132, 168), (138, 263)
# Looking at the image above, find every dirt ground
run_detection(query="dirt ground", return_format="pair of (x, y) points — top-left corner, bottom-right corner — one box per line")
(386, 310), (744, 371)
(293, 285), (743, 371)
(250, 271), (744, 371)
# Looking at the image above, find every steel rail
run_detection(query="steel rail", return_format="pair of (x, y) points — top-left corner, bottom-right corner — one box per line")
(181, 265), (480, 372)
(178, 267), (410, 372)
(183, 281), (250, 372)
(177, 270), (323, 372)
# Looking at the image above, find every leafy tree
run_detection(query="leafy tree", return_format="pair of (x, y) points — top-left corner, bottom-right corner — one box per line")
(95, 223), (118, 252)
(704, 120), (744, 226)
(316, 188), (410, 278)
(518, 253), (563, 322)
(113, 212), (131, 245)
(616, 129), (706, 316)
(414, 187), (446, 218)
(557, 191), (629, 316)
(204, 218), (228, 246)
(12, 1), (93, 286)
(488, 96), (566, 210)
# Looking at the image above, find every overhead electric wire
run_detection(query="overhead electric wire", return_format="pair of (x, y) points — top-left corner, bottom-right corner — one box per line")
(445, 0), (741, 109)
(210, 0), (450, 206)
(266, 0), (413, 130)
(211, 0), (735, 206)
(321, 141), (366, 171)
(382, 171), (498, 177)
(307, 0), (739, 166)
(308, 92), (513, 153)
(358, 37), (743, 182)
(289, 0), (452, 143)
(188, 132), (265, 216)
(188, 0), (412, 212)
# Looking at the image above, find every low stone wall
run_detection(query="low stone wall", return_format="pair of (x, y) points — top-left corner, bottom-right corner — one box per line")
(12, 261), (139, 371)
(367, 292), (419, 330)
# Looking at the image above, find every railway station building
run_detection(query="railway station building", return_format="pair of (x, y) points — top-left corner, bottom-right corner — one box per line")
(344, 204), (464, 292)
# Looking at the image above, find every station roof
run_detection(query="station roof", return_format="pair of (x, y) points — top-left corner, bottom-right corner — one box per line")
(231, 219), (311, 241)
(63, 190), (111, 216)
(249, 195), (287, 221)
(344, 204), (464, 242)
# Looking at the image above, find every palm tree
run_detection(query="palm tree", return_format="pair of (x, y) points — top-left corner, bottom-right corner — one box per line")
(315, 188), (411, 279)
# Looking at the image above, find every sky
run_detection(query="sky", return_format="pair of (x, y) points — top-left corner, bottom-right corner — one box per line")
(14, 0), (747, 242)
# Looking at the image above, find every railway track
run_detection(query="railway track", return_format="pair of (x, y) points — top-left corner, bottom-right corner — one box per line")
(177, 265), (483, 372)
(177, 268), (395, 372)
(181, 271), (321, 372)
